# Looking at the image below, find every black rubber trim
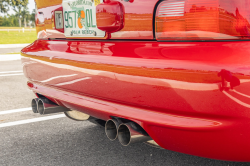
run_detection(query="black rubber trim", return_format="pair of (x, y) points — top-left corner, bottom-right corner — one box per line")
(156, 39), (250, 42)
(47, 38), (156, 42)
(152, 0), (164, 40)
(45, 38), (250, 43)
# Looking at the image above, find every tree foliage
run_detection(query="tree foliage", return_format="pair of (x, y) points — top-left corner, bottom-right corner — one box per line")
(0, 14), (19, 26)
(11, 0), (28, 12)
(11, 0), (29, 27)
(0, 0), (35, 27)
(0, 16), (3, 25)
(0, 13), (35, 27)
(0, 0), (10, 13)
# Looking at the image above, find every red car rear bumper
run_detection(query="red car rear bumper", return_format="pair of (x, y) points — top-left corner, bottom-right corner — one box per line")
(21, 39), (250, 161)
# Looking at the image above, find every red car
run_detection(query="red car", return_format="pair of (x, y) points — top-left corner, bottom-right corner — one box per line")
(22, 0), (250, 162)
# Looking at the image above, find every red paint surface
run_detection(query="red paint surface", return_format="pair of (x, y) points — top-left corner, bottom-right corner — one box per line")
(22, 39), (250, 161)
(36, 4), (66, 39)
(35, 0), (250, 40)
(35, 0), (157, 39)
(96, 1), (125, 33)
(110, 0), (156, 39)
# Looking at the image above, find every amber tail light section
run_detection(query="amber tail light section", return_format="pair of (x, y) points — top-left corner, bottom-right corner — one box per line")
(155, 0), (250, 40)
(96, 1), (124, 33)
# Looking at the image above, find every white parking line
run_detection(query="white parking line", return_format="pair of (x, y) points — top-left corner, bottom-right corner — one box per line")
(0, 54), (21, 61)
(233, 89), (250, 99)
(0, 107), (31, 115)
(223, 91), (250, 108)
(0, 73), (23, 77)
(0, 70), (23, 74)
(0, 44), (30, 48)
(0, 114), (65, 128)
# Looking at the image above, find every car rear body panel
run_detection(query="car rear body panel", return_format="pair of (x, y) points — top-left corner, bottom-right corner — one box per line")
(22, 39), (250, 161)
(35, 0), (157, 39)
(25, 0), (250, 161)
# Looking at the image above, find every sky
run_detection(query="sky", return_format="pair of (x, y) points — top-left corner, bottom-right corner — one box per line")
(1, 0), (35, 16)
(28, 0), (36, 13)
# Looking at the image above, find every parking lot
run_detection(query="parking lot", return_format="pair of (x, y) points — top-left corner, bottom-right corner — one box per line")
(0, 48), (249, 166)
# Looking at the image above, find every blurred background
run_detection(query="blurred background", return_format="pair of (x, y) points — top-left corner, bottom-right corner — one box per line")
(0, 0), (36, 44)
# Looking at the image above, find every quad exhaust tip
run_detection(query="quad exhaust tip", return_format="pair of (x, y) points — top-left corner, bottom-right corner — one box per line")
(105, 119), (152, 146)
(105, 119), (121, 141)
(117, 123), (152, 146)
(31, 98), (39, 113)
(31, 97), (71, 115)
(33, 98), (158, 147)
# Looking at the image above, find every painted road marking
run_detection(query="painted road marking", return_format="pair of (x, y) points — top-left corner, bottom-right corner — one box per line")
(233, 90), (250, 99)
(0, 114), (65, 128)
(0, 70), (23, 74)
(223, 91), (250, 108)
(0, 44), (30, 48)
(0, 107), (32, 115)
(0, 54), (21, 61)
(0, 73), (23, 77)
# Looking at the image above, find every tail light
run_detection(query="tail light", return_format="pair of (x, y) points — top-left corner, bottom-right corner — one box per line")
(155, 0), (250, 40)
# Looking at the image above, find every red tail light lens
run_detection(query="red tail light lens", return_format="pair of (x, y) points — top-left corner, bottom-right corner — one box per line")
(155, 0), (250, 40)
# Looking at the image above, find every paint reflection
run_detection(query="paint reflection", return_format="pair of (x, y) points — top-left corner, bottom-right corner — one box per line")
(218, 69), (240, 90)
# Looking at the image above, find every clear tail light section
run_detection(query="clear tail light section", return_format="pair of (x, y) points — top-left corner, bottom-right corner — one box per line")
(155, 0), (250, 40)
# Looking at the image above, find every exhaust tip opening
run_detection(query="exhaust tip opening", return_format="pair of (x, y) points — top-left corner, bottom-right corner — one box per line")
(118, 124), (131, 146)
(37, 99), (45, 115)
(105, 120), (118, 141)
(31, 99), (38, 113)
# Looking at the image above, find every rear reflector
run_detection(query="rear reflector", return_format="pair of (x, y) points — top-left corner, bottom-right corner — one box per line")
(52, 7), (64, 33)
(155, 0), (250, 40)
(55, 11), (63, 29)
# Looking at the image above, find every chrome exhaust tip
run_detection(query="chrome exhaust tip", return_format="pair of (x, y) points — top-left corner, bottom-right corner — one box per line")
(37, 99), (46, 114)
(37, 98), (71, 115)
(31, 98), (39, 113)
(105, 119), (121, 141)
(118, 122), (152, 146)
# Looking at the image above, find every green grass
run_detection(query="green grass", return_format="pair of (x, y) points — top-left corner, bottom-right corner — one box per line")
(0, 31), (37, 44)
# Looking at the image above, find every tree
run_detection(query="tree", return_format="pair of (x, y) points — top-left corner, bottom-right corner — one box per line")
(30, 9), (35, 22)
(0, 16), (3, 25)
(0, 0), (10, 13)
(1, 14), (19, 26)
(20, 6), (29, 27)
(11, 0), (28, 27)
(27, 9), (35, 27)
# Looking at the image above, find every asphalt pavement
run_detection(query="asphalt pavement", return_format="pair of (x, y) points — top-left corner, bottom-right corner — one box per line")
(0, 47), (250, 166)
